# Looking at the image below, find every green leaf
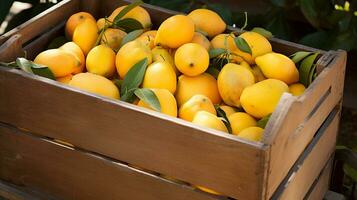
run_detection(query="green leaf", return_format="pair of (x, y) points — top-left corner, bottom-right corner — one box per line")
(113, 0), (143, 23)
(251, 27), (273, 39)
(299, 31), (329, 49)
(120, 29), (144, 47)
(134, 88), (161, 112)
(234, 37), (252, 54)
(112, 79), (123, 89)
(309, 63), (318, 84)
(257, 114), (271, 129)
(206, 67), (220, 79)
(120, 58), (148, 102)
(290, 51), (313, 64)
(114, 18), (143, 33)
(0, 61), (18, 68)
(299, 53), (319, 87)
(215, 105), (232, 134)
(209, 48), (227, 59)
(16, 58), (55, 80)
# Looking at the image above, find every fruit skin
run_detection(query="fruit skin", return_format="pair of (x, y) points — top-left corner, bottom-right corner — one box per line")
(191, 32), (211, 50)
(174, 43), (209, 76)
(188, 9), (226, 38)
(217, 63), (255, 107)
(137, 89), (177, 117)
(251, 65), (266, 82)
(116, 40), (152, 78)
(155, 15), (195, 48)
(192, 111), (227, 132)
(179, 94), (216, 121)
(34, 49), (80, 77)
(86, 45), (116, 78)
(73, 18), (98, 55)
(240, 79), (289, 118)
(234, 31), (272, 64)
(142, 61), (177, 93)
(289, 83), (306, 96)
(228, 112), (257, 135)
(176, 73), (221, 106)
(238, 127), (264, 142)
(59, 42), (85, 74)
(211, 34), (237, 52)
(69, 73), (120, 99)
(220, 105), (236, 116)
(255, 52), (299, 84)
(108, 5), (152, 28)
(56, 74), (73, 84)
(101, 28), (127, 50)
(136, 30), (157, 49)
(152, 46), (179, 75)
(65, 12), (95, 39)
(97, 18), (106, 30)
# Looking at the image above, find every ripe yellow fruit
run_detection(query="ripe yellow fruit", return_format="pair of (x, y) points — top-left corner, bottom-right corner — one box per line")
(255, 52), (299, 84)
(179, 94), (216, 121)
(155, 15), (195, 48)
(108, 5), (151, 28)
(137, 89), (177, 117)
(220, 105), (236, 116)
(192, 111), (227, 132)
(142, 61), (177, 93)
(238, 127), (264, 142)
(234, 31), (272, 64)
(240, 79), (289, 118)
(59, 42), (85, 74)
(65, 12), (95, 39)
(174, 43), (209, 76)
(34, 49), (80, 77)
(289, 83), (306, 96)
(188, 9), (226, 38)
(116, 40), (152, 78)
(73, 18), (98, 55)
(96, 18), (106, 30)
(217, 63), (255, 107)
(56, 74), (73, 84)
(211, 34), (237, 52)
(69, 73), (120, 99)
(86, 45), (116, 78)
(228, 112), (257, 135)
(196, 186), (220, 195)
(176, 73), (221, 106)
(152, 46), (179, 75)
(101, 28), (127, 50)
(252, 65), (266, 82)
(136, 30), (157, 49)
(191, 32), (211, 50)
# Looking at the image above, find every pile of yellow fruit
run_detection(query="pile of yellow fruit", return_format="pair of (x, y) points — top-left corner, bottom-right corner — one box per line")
(33, 3), (307, 144)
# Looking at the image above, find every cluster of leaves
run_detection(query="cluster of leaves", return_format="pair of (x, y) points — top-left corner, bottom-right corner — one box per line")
(290, 51), (321, 87)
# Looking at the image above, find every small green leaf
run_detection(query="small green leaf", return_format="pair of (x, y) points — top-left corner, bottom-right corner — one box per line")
(251, 27), (273, 39)
(16, 58), (55, 80)
(209, 48), (227, 59)
(0, 61), (18, 68)
(112, 79), (123, 89)
(290, 51), (313, 64)
(134, 88), (161, 112)
(299, 53), (319, 87)
(113, 0), (143, 23)
(121, 29), (144, 47)
(309, 63), (318, 84)
(120, 58), (148, 102)
(234, 37), (252, 54)
(206, 67), (220, 79)
(114, 18), (143, 33)
(257, 114), (271, 129)
(215, 105), (232, 134)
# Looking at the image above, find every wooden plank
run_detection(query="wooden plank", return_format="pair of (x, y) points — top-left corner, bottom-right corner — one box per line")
(0, 123), (222, 200)
(305, 160), (333, 200)
(0, 66), (266, 200)
(0, 180), (58, 200)
(279, 109), (339, 199)
(263, 50), (346, 198)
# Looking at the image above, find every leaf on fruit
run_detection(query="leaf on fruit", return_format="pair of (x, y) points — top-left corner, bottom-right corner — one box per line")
(112, 79), (123, 89)
(299, 53), (319, 87)
(215, 105), (232, 134)
(290, 51), (313, 64)
(120, 29), (144, 47)
(209, 48), (227, 59)
(251, 27), (273, 39)
(257, 114), (271, 129)
(234, 36), (252, 54)
(120, 58), (148, 102)
(206, 67), (220, 79)
(134, 88), (161, 112)
(113, 0), (143, 23)
(15, 58), (55, 80)
(114, 18), (143, 33)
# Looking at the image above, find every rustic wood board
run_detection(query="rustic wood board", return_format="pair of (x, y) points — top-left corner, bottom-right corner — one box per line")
(305, 160), (333, 200)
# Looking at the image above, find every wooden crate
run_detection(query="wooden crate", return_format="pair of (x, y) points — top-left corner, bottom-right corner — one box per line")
(0, 0), (347, 199)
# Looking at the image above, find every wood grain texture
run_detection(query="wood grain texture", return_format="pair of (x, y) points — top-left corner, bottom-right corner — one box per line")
(0, 34), (24, 62)
(0, 123), (221, 200)
(0, 66), (265, 200)
(263, 50), (346, 198)
(305, 160), (333, 200)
